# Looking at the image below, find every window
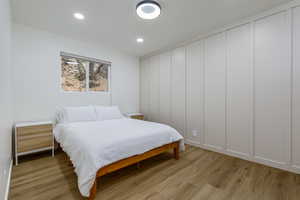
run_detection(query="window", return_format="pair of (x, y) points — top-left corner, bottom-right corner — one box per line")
(89, 62), (109, 92)
(61, 52), (110, 92)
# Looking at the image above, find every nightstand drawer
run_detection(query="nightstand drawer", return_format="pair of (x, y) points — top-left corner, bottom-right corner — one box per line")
(17, 124), (52, 136)
(17, 133), (53, 153)
(14, 121), (54, 165)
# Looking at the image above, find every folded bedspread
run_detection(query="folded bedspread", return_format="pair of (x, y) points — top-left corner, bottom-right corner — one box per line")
(54, 118), (184, 197)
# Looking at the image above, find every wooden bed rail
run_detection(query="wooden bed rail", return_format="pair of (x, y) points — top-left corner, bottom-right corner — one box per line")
(88, 141), (180, 200)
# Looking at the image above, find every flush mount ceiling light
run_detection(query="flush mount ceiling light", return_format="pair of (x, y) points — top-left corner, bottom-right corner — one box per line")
(73, 12), (85, 20)
(136, 38), (144, 43)
(136, 0), (161, 20)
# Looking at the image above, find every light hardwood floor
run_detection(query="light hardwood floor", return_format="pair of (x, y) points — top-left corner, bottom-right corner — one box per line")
(10, 145), (300, 200)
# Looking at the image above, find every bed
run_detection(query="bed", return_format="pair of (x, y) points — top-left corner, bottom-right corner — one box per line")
(54, 106), (184, 200)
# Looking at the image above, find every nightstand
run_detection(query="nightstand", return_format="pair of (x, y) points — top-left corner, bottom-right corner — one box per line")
(14, 121), (54, 165)
(126, 113), (144, 120)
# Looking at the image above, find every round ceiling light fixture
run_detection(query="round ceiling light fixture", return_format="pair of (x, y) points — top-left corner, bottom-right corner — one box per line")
(136, 37), (144, 43)
(73, 13), (85, 20)
(136, 0), (161, 20)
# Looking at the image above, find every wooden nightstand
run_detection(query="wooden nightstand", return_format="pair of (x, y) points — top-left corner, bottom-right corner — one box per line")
(14, 121), (54, 165)
(126, 113), (144, 120)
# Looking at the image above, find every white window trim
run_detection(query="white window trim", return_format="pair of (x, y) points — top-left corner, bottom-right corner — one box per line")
(60, 51), (111, 94)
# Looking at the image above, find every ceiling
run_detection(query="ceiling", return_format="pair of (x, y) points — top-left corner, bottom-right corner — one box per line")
(11, 0), (292, 57)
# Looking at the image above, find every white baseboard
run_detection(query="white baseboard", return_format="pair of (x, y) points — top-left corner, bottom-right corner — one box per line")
(4, 160), (12, 200)
(185, 139), (300, 175)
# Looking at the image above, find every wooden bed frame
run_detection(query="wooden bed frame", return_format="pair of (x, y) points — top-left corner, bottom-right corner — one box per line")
(88, 141), (180, 200)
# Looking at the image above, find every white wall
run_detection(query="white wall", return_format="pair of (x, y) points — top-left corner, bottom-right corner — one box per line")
(0, 0), (12, 198)
(254, 11), (291, 166)
(226, 23), (253, 157)
(170, 47), (186, 136)
(204, 33), (226, 150)
(12, 24), (140, 121)
(140, 1), (300, 174)
(293, 6), (300, 170)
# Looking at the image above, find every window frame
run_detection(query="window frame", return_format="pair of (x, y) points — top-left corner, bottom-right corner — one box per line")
(60, 51), (111, 93)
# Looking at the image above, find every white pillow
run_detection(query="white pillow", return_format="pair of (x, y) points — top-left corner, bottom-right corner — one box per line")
(95, 106), (124, 121)
(62, 106), (97, 123)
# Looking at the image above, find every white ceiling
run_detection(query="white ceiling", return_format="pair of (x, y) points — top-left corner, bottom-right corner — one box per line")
(11, 0), (292, 57)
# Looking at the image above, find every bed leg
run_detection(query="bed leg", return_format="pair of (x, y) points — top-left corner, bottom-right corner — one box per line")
(88, 179), (97, 200)
(68, 159), (73, 167)
(173, 143), (179, 160)
(65, 154), (73, 167)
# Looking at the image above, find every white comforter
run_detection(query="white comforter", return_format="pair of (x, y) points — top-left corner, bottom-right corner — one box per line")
(54, 118), (184, 197)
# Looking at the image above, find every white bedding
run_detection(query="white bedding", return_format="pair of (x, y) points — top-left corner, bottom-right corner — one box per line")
(54, 118), (184, 197)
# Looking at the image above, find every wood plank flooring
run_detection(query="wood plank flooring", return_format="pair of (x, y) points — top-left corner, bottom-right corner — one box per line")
(9, 145), (300, 200)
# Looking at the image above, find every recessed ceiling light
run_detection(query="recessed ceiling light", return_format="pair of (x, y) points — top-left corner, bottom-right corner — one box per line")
(136, 0), (161, 20)
(73, 13), (85, 20)
(137, 38), (144, 43)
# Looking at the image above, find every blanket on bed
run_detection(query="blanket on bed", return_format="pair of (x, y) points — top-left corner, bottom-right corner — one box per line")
(54, 118), (184, 196)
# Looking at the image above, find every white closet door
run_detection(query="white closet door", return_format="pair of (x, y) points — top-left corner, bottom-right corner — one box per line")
(293, 6), (300, 169)
(226, 24), (252, 156)
(171, 47), (186, 136)
(254, 12), (291, 164)
(140, 59), (149, 119)
(186, 41), (204, 143)
(159, 52), (172, 125)
(204, 33), (226, 149)
(148, 56), (160, 122)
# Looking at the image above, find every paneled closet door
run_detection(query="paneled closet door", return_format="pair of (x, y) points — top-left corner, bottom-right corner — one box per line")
(140, 59), (149, 119)
(171, 47), (186, 136)
(254, 11), (291, 164)
(292, 6), (300, 169)
(204, 33), (227, 150)
(148, 56), (160, 122)
(159, 52), (172, 125)
(186, 41), (204, 143)
(226, 23), (253, 157)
